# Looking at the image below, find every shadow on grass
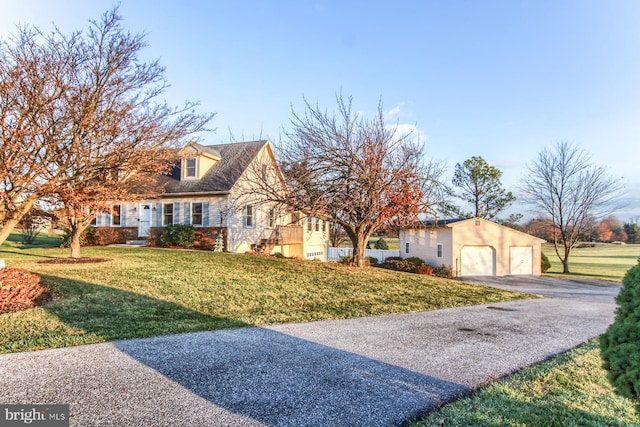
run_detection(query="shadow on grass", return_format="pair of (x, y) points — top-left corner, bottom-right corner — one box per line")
(40, 274), (247, 342)
(0, 249), (59, 259)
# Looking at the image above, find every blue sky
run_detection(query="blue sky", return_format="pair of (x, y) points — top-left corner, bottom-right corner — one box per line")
(2, 1), (639, 221)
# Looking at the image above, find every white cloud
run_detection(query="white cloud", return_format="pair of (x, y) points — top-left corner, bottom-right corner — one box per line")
(385, 105), (403, 118)
(388, 122), (428, 145)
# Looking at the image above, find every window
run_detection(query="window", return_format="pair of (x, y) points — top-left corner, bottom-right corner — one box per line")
(315, 218), (320, 232)
(261, 164), (268, 181)
(185, 158), (197, 178)
(90, 215), (97, 226)
(437, 243), (443, 258)
(268, 209), (275, 228)
(243, 205), (254, 228)
(163, 203), (174, 226)
(405, 242), (410, 254)
(307, 217), (312, 232)
(191, 202), (203, 226)
(111, 204), (121, 226)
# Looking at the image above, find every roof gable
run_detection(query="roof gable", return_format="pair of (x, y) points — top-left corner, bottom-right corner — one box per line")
(160, 140), (271, 194)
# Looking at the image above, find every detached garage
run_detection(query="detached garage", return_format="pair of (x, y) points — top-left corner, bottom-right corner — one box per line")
(399, 218), (545, 277)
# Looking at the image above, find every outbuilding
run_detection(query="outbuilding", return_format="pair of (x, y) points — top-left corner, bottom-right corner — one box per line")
(399, 218), (546, 277)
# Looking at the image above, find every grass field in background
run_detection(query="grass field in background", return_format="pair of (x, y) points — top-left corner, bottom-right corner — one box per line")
(0, 238), (529, 353)
(543, 243), (639, 282)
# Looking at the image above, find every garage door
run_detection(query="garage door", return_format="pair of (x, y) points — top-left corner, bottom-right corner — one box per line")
(461, 246), (495, 276)
(510, 246), (533, 275)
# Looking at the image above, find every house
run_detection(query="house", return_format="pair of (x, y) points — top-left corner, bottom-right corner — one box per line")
(92, 140), (329, 260)
(399, 218), (546, 277)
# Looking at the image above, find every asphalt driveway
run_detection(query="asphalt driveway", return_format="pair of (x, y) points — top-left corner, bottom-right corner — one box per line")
(0, 277), (620, 426)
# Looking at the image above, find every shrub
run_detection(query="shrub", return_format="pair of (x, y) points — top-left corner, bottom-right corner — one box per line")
(541, 252), (551, 273)
(415, 264), (434, 275)
(160, 224), (196, 248)
(601, 259), (640, 403)
(274, 252), (286, 258)
(384, 256), (403, 262)
(339, 254), (353, 264)
(367, 256), (379, 266)
(405, 257), (425, 267)
(374, 238), (389, 250)
(60, 226), (96, 248)
(432, 264), (454, 279)
(380, 259), (418, 273)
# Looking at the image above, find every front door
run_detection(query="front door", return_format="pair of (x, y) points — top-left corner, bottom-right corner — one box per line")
(138, 204), (151, 237)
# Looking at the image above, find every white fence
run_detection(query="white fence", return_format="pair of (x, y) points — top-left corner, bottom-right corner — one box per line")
(327, 247), (400, 263)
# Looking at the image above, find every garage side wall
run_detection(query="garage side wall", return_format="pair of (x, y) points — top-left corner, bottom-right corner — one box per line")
(399, 228), (454, 268)
(451, 219), (543, 276)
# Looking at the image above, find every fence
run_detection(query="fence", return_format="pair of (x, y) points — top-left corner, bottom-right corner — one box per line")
(327, 247), (400, 263)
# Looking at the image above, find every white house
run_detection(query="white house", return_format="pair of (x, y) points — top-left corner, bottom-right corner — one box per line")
(92, 140), (329, 260)
(399, 218), (546, 277)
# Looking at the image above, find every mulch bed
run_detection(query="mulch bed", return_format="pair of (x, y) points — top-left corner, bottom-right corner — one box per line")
(38, 257), (110, 264)
(0, 268), (51, 314)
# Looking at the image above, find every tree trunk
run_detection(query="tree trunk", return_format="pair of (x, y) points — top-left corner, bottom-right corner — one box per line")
(70, 230), (82, 259)
(0, 218), (20, 247)
(69, 221), (89, 259)
(0, 197), (37, 246)
(562, 244), (571, 273)
(352, 233), (368, 268)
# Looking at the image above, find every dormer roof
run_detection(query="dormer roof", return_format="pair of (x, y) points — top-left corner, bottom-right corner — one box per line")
(159, 140), (270, 194)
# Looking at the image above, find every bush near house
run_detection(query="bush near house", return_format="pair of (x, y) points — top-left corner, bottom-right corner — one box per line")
(600, 259), (640, 403)
(160, 224), (196, 248)
(379, 256), (453, 278)
(541, 252), (551, 273)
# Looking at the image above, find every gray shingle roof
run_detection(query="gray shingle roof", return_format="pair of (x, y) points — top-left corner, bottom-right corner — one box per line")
(159, 140), (268, 194)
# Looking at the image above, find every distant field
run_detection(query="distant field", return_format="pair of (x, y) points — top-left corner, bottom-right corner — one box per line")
(543, 243), (639, 282)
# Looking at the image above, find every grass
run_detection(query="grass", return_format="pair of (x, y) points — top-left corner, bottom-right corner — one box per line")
(413, 340), (639, 426)
(543, 243), (640, 282)
(0, 236), (530, 353)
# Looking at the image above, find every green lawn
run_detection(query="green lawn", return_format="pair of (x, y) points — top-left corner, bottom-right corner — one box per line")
(0, 241), (529, 353)
(413, 340), (639, 427)
(543, 243), (640, 282)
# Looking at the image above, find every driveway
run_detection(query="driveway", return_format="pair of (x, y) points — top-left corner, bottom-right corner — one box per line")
(0, 277), (619, 426)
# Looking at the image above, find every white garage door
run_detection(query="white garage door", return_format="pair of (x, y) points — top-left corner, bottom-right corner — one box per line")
(510, 246), (533, 275)
(461, 246), (495, 276)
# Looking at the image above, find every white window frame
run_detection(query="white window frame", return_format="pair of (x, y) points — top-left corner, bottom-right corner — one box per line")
(191, 202), (203, 226)
(437, 243), (443, 258)
(163, 203), (174, 226)
(111, 204), (121, 226)
(243, 205), (255, 228)
(405, 242), (410, 254)
(184, 158), (197, 179)
(268, 209), (276, 228)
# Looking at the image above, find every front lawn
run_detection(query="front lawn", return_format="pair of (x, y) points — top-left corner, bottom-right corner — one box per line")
(413, 340), (639, 426)
(0, 245), (531, 353)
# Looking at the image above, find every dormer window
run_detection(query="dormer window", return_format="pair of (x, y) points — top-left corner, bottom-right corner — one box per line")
(185, 158), (197, 178)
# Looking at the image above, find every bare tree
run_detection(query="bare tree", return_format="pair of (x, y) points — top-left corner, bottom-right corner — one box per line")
(521, 142), (623, 273)
(242, 95), (445, 267)
(328, 222), (348, 248)
(0, 8), (213, 255)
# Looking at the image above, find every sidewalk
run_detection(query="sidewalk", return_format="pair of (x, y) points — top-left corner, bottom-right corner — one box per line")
(0, 279), (618, 426)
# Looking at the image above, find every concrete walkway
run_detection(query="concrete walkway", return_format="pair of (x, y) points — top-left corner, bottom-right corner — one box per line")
(0, 277), (619, 426)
